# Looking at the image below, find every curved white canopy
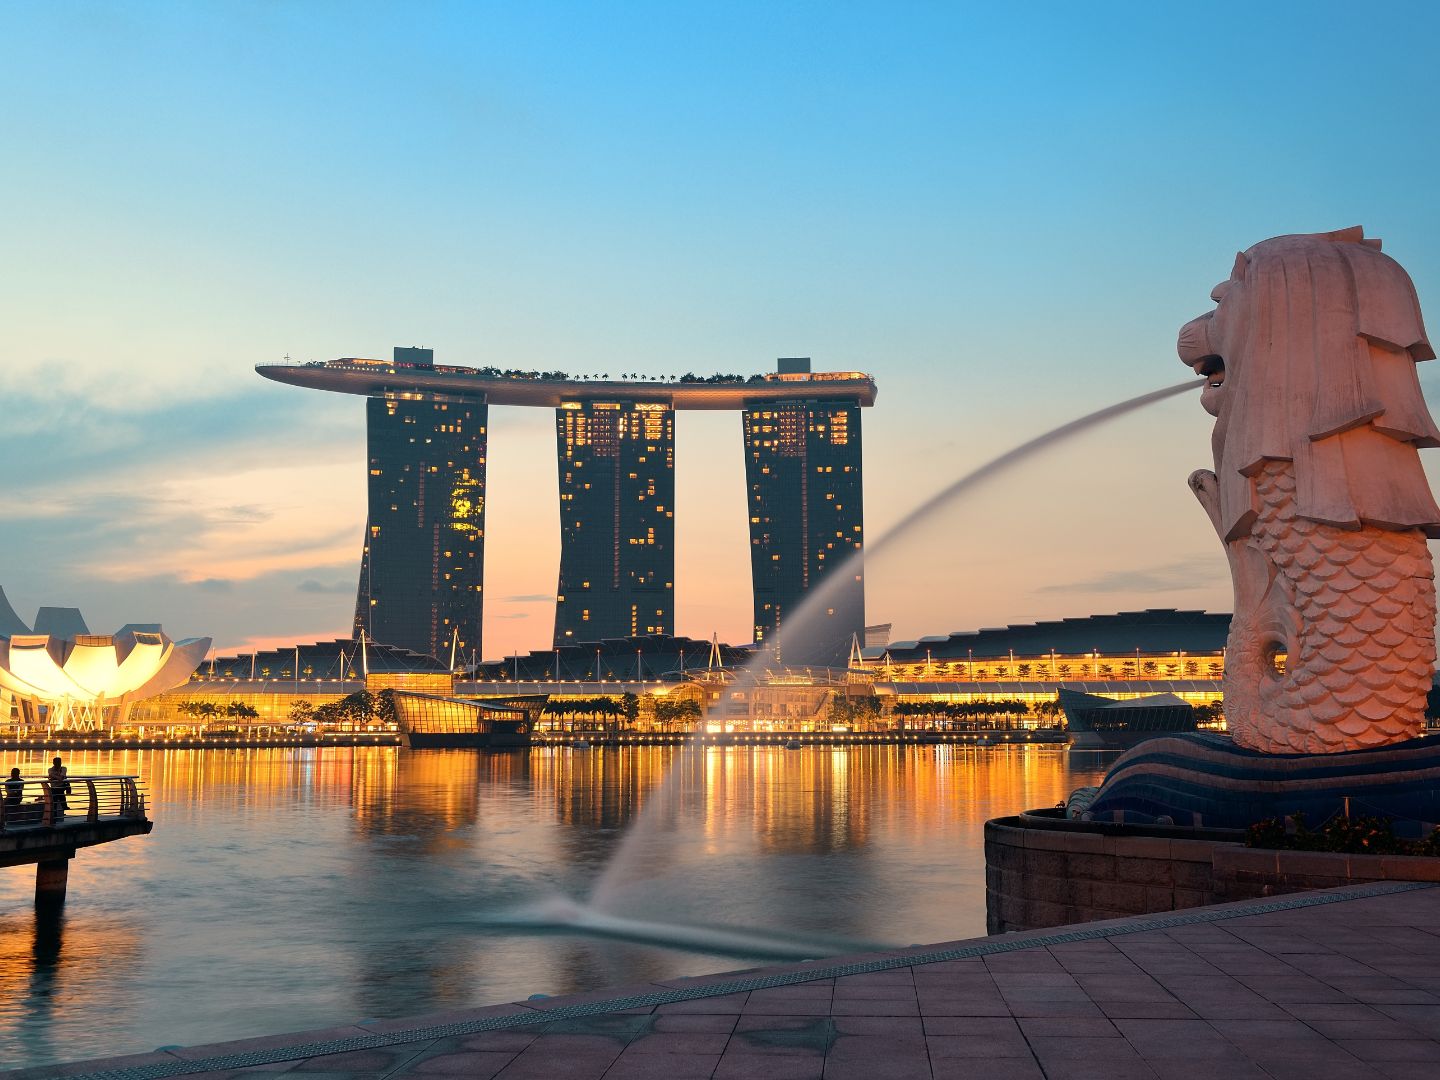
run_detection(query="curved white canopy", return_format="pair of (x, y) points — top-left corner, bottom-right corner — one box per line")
(0, 594), (210, 708)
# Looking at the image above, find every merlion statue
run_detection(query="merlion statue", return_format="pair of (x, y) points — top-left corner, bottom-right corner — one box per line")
(1178, 226), (1440, 754)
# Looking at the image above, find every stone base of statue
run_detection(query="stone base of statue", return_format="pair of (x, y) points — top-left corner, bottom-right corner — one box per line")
(984, 727), (1440, 934)
(986, 731), (1440, 934)
(983, 797), (1440, 934)
(1068, 732), (1440, 831)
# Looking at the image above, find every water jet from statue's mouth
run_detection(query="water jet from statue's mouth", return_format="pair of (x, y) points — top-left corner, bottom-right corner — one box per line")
(479, 896), (891, 961)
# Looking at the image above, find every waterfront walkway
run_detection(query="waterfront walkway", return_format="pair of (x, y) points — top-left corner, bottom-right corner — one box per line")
(13, 881), (1440, 1080)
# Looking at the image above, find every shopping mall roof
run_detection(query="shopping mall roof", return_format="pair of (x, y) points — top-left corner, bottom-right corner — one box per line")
(200, 639), (449, 680)
(477, 634), (750, 681)
(872, 609), (1231, 662)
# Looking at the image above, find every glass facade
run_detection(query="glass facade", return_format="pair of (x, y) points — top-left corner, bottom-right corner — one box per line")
(553, 400), (675, 643)
(389, 690), (527, 734)
(743, 398), (865, 665)
(353, 349), (487, 661)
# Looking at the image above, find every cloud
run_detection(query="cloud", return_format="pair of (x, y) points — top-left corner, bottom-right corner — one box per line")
(212, 628), (356, 656)
(1037, 559), (1221, 595)
(492, 612), (531, 620)
(0, 375), (375, 651)
(213, 505), (273, 525)
(298, 579), (354, 594)
(0, 458), (363, 585)
(0, 564), (358, 655)
(500, 593), (553, 603)
(0, 384), (354, 476)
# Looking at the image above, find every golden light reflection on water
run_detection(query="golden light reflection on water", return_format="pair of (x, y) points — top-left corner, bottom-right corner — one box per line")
(0, 745), (1106, 1069)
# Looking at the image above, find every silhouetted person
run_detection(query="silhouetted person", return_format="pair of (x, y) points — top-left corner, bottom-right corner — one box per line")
(47, 757), (69, 823)
(3, 767), (22, 824)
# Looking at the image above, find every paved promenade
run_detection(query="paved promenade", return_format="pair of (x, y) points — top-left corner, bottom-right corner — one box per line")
(12, 882), (1440, 1080)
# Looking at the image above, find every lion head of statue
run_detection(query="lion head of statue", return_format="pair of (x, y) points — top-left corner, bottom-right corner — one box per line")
(1177, 226), (1440, 542)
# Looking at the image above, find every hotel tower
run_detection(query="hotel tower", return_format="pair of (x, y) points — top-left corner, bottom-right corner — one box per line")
(554, 399), (676, 642)
(353, 348), (487, 661)
(259, 352), (874, 664)
(743, 359), (865, 665)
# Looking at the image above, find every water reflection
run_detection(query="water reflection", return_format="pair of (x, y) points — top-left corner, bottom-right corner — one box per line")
(0, 745), (1104, 1069)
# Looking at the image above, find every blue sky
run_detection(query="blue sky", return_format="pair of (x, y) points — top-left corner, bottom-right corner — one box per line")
(3, 2), (1439, 656)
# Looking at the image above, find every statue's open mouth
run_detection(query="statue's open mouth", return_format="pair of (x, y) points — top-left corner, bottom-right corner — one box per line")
(1193, 355), (1225, 387)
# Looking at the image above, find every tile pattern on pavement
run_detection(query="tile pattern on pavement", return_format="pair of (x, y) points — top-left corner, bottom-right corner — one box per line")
(12, 882), (1440, 1080)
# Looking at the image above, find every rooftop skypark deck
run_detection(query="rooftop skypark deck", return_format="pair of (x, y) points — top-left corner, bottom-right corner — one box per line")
(255, 357), (878, 409)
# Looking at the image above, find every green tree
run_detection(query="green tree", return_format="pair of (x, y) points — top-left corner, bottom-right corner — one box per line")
(1193, 700), (1225, 726)
(375, 689), (397, 726)
(326, 689), (389, 727)
(313, 700), (345, 726)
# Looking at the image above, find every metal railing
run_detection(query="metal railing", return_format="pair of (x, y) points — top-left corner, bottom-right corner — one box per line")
(0, 775), (147, 830)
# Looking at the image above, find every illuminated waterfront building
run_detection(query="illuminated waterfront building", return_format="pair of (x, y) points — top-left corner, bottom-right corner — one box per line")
(353, 347), (487, 661)
(866, 609), (1231, 717)
(475, 633), (749, 682)
(258, 354), (876, 652)
(554, 400), (674, 642)
(868, 609), (1230, 678)
(144, 638), (456, 730)
(136, 613), (1243, 737)
(202, 638), (451, 686)
(0, 587), (210, 731)
(744, 359), (866, 665)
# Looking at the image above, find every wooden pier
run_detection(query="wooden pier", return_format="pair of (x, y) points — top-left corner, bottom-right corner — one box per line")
(0, 774), (152, 906)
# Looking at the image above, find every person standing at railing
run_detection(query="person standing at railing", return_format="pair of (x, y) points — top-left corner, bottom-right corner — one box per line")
(3, 768), (22, 824)
(47, 756), (69, 823)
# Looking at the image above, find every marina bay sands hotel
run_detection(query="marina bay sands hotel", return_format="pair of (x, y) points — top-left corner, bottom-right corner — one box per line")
(257, 349), (876, 665)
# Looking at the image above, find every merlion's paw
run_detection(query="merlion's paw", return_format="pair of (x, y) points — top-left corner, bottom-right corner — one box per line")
(1188, 469), (1222, 534)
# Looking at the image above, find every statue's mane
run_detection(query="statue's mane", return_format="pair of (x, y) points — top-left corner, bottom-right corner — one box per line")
(1215, 227), (1440, 540)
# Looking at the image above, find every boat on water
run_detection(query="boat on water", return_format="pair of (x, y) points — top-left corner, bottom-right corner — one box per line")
(1058, 688), (1197, 751)
(784, 739), (803, 750)
(571, 740), (592, 749)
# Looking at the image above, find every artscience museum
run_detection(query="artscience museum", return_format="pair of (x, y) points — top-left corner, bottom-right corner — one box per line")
(0, 587), (211, 732)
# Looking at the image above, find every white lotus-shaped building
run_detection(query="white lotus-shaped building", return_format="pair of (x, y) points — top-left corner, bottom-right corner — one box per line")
(0, 587), (211, 730)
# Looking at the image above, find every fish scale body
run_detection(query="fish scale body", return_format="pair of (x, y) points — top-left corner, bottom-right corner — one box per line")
(1224, 462), (1434, 753)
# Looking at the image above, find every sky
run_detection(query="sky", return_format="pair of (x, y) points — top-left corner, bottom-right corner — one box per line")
(3, 1), (1440, 658)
